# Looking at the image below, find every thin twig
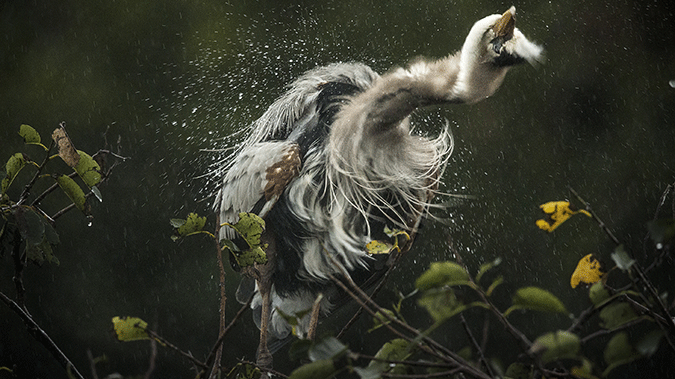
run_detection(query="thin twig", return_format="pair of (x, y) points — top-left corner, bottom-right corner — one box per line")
(327, 270), (490, 379)
(460, 313), (494, 377)
(18, 140), (54, 206)
(207, 212), (228, 379)
(580, 316), (648, 345)
(144, 336), (158, 379)
(452, 247), (533, 353)
(0, 290), (86, 379)
(201, 293), (255, 377)
(11, 228), (26, 309)
(568, 186), (621, 246)
(235, 359), (289, 379)
(145, 329), (208, 369)
(338, 212), (421, 339)
(569, 186), (675, 350)
(32, 173), (75, 207)
(86, 349), (100, 379)
(352, 353), (454, 368)
(380, 369), (463, 378)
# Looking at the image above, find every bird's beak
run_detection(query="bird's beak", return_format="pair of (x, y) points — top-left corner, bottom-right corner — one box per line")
(492, 6), (516, 40)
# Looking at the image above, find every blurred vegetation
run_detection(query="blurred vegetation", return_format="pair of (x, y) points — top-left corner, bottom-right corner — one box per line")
(1, 0), (675, 378)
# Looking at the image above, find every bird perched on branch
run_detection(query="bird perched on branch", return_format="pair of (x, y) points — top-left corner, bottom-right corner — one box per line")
(215, 6), (542, 370)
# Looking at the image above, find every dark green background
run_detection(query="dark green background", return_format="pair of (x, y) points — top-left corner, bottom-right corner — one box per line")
(1, 0), (674, 377)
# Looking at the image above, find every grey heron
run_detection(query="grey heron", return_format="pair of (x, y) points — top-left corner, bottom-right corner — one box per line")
(215, 6), (542, 371)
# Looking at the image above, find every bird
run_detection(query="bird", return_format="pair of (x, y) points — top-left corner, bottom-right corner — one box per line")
(214, 6), (542, 371)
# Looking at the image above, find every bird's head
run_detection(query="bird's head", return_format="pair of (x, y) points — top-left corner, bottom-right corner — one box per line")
(455, 6), (543, 102)
(483, 6), (543, 67)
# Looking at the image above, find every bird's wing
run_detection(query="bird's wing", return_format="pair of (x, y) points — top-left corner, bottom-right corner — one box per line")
(216, 140), (301, 241)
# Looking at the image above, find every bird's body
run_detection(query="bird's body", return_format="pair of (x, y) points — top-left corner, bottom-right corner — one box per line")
(215, 6), (542, 367)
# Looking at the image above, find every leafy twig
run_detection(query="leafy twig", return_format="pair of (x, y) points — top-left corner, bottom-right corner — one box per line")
(569, 187), (675, 351)
(326, 266), (490, 379)
(17, 140), (54, 206)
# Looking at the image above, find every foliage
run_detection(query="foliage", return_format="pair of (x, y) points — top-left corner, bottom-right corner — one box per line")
(137, 187), (674, 379)
(3, 125), (674, 378)
(1, 124), (112, 264)
(0, 123), (126, 379)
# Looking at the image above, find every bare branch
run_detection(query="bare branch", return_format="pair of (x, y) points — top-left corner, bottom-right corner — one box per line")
(0, 290), (86, 379)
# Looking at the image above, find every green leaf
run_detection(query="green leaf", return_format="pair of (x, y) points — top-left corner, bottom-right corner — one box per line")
(90, 185), (103, 202)
(602, 332), (641, 376)
(356, 339), (411, 379)
(236, 246), (267, 267)
(220, 238), (239, 252)
(172, 212), (206, 239)
(599, 302), (638, 329)
(26, 232), (60, 265)
(2, 153), (26, 194)
(74, 150), (102, 188)
(635, 330), (664, 357)
(289, 339), (313, 361)
(224, 213), (268, 267)
(16, 207), (45, 247)
(418, 287), (467, 322)
(169, 218), (186, 228)
(589, 282), (610, 307)
(570, 359), (599, 379)
(369, 309), (396, 332)
(415, 261), (469, 291)
(308, 336), (348, 362)
(275, 300), (316, 331)
(476, 257), (502, 283)
(610, 245), (635, 272)
(13, 207), (60, 265)
(111, 316), (150, 342)
(370, 338), (410, 363)
(231, 212), (265, 247)
(226, 362), (260, 379)
(504, 362), (532, 379)
(55, 174), (88, 213)
(288, 359), (337, 379)
(485, 275), (504, 297)
(19, 124), (43, 146)
(505, 287), (567, 316)
(530, 330), (580, 363)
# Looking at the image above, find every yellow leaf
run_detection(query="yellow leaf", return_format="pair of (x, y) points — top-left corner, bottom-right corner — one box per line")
(570, 359), (599, 379)
(536, 201), (591, 232)
(366, 240), (394, 255)
(111, 316), (150, 342)
(571, 254), (605, 288)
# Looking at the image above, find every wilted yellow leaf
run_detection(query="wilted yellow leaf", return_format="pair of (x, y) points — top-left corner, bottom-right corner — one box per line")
(536, 201), (591, 232)
(111, 316), (149, 342)
(366, 240), (394, 255)
(52, 126), (80, 168)
(571, 254), (605, 288)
